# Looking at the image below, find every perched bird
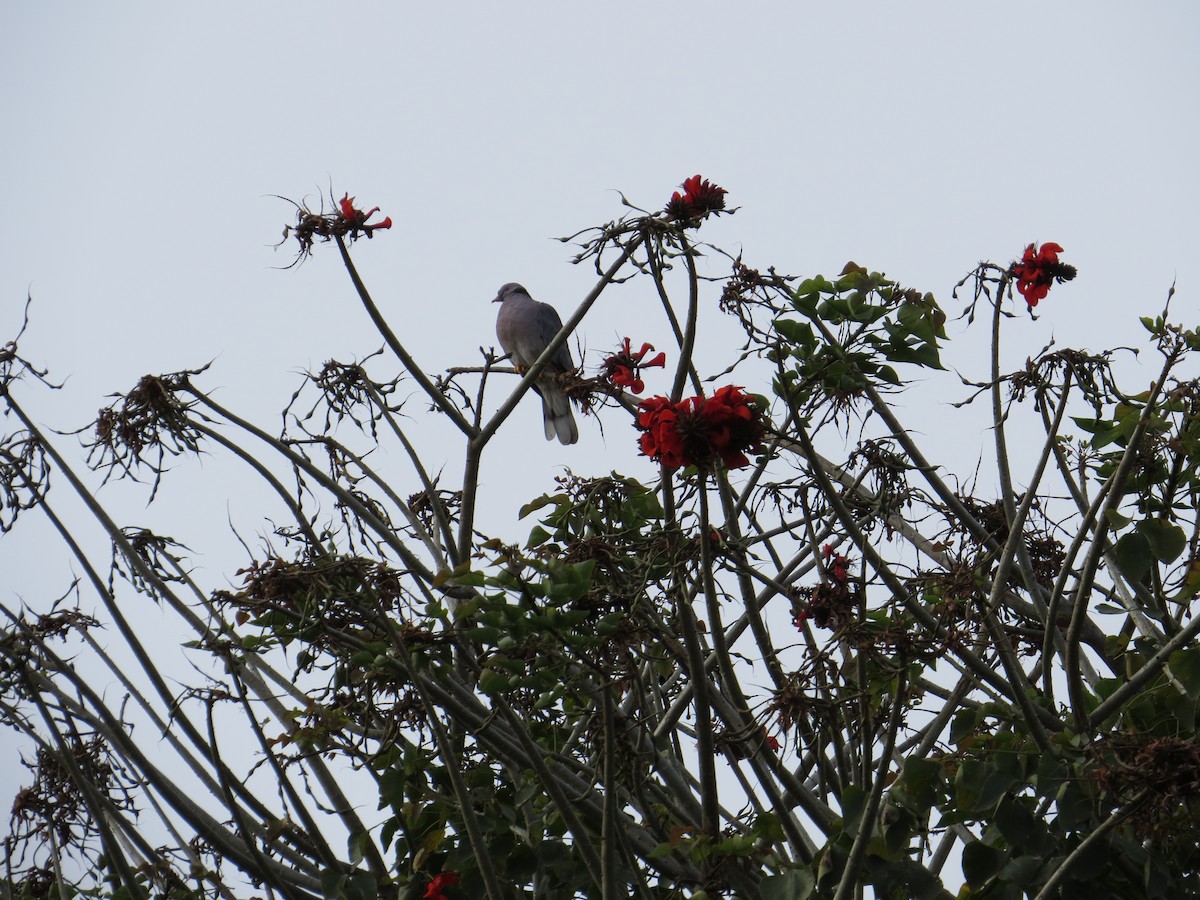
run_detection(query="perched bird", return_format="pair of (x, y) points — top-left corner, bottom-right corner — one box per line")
(493, 282), (579, 445)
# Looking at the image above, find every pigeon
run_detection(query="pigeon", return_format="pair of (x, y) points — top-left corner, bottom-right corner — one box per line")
(493, 282), (579, 445)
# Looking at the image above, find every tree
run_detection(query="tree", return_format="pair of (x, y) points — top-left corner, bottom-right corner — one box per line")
(3, 179), (1199, 899)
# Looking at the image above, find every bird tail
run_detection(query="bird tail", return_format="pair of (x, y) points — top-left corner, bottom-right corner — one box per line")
(540, 388), (579, 445)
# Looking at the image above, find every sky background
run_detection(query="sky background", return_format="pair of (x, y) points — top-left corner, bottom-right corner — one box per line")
(1, 0), (1198, 873)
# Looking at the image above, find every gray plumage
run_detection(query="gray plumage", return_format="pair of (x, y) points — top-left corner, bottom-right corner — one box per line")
(493, 282), (579, 445)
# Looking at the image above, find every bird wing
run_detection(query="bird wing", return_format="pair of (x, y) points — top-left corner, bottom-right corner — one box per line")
(531, 300), (575, 374)
(499, 294), (574, 374)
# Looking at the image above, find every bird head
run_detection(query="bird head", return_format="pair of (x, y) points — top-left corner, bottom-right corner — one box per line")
(493, 282), (528, 303)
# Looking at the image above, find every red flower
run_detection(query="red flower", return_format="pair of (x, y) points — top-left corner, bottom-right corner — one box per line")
(823, 544), (850, 584)
(637, 395), (689, 469)
(279, 191), (394, 263)
(700, 385), (762, 469)
(665, 174), (728, 222)
(636, 385), (764, 471)
(792, 545), (857, 630)
(601, 338), (667, 394)
(1010, 241), (1075, 308)
(762, 726), (781, 752)
(424, 871), (460, 900)
(338, 193), (393, 238)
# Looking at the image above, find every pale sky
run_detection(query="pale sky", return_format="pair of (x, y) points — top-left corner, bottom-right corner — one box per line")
(1, 1), (1198, 875)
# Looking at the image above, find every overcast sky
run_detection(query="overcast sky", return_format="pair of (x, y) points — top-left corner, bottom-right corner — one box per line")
(1, 0), (1198, 839)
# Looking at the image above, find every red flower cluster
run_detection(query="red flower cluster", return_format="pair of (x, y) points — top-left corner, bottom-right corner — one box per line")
(1010, 241), (1075, 307)
(793, 544), (855, 630)
(636, 385), (765, 471)
(601, 338), (667, 394)
(823, 543), (849, 584)
(424, 871), (460, 900)
(338, 193), (393, 238)
(665, 174), (728, 221)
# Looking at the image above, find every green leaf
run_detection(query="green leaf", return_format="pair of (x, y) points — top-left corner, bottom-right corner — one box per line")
(1113, 530), (1153, 580)
(1137, 518), (1186, 563)
(380, 816), (400, 852)
(950, 707), (981, 744)
(714, 833), (758, 856)
(817, 295), (850, 322)
(839, 784), (868, 835)
(753, 811), (785, 843)
(378, 767), (405, 811)
(994, 798), (1035, 849)
(1164, 689), (1197, 732)
(876, 364), (901, 385)
(320, 869), (345, 899)
(518, 494), (557, 519)
(1170, 559), (1200, 604)
(775, 317), (814, 346)
(335, 868), (377, 900)
(962, 840), (1005, 886)
(1104, 508), (1132, 530)
(795, 275), (836, 297)
(898, 757), (943, 809)
(1000, 854), (1042, 887)
(1072, 415), (1132, 450)
(760, 870), (815, 900)
(834, 270), (868, 292)
(543, 559), (595, 602)
(479, 668), (509, 694)
(1169, 648), (1200, 700)
(1054, 779), (1092, 829)
(955, 759), (1018, 815)
(447, 569), (487, 587)
(526, 525), (552, 548)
